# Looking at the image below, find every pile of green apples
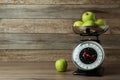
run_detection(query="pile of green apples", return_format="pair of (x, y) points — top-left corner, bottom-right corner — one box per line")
(73, 11), (106, 32)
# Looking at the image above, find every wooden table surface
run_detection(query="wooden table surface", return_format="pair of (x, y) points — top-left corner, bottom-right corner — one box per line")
(0, 61), (119, 80)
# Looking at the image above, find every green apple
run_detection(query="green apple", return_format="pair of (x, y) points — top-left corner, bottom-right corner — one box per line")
(73, 21), (83, 27)
(95, 19), (106, 26)
(82, 20), (95, 27)
(82, 11), (95, 22)
(55, 59), (68, 72)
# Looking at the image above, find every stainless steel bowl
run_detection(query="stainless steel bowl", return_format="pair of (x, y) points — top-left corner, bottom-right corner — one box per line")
(73, 25), (109, 35)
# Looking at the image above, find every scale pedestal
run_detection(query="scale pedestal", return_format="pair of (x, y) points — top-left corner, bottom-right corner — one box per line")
(73, 67), (104, 76)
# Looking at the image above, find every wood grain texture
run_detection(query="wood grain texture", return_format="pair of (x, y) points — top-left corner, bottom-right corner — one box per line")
(100, 35), (120, 49)
(111, 26), (120, 34)
(0, 50), (71, 62)
(0, 49), (119, 62)
(0, 62), (119, 80)
(0, 19), (114, 34)
(0, 19), (73, 33)
(0, 34), (119, 49)
(0, 5), (119, 19)
(106, 19), (120, 34)
(0, 0), (120, 4)
(0, 33), (79, 49)
(0, 0), (119, 65)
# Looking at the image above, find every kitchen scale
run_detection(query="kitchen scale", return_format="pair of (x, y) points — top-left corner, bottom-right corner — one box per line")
(72, 26), (109, 76)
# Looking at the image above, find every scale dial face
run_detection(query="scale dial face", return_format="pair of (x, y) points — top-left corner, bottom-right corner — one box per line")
(72, 41), (105, 71)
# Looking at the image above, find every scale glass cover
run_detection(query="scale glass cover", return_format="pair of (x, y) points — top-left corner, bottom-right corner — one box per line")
(72, 41), (105, 71)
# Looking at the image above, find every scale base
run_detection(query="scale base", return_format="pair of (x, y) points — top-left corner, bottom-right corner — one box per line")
(73, 67), (104, 76)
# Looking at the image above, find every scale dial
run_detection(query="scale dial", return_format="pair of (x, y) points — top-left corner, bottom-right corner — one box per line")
(72, 41), (105, 71)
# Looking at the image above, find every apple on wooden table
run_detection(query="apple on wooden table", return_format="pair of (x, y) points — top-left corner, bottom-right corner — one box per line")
(55, 59), (68, 72)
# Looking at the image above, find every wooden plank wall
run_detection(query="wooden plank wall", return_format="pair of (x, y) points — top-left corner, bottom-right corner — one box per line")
(0, 0), (120, 62)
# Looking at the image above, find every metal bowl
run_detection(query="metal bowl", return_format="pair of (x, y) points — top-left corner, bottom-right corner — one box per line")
(72, 25), (109, 35)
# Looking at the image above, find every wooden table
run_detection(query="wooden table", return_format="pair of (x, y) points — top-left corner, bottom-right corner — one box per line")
(0, 61), (119, 80)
